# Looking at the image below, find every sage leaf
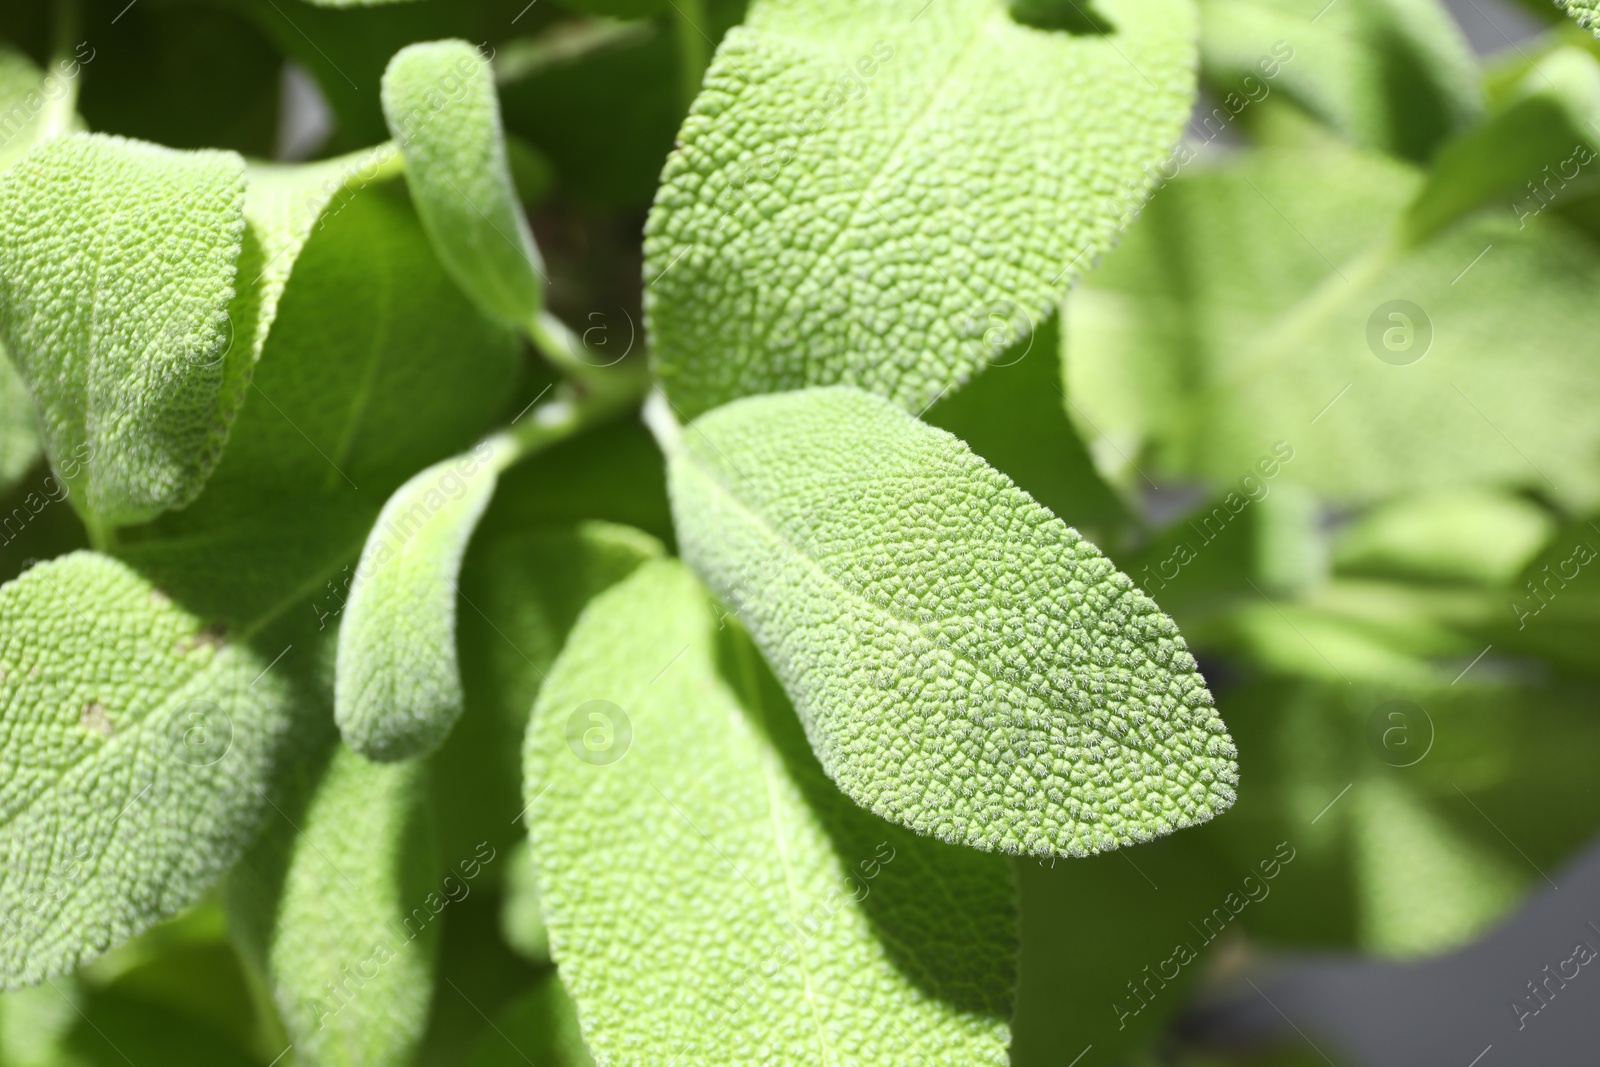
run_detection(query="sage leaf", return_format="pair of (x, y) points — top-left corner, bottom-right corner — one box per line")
(0, 134), (246, 526)
(336, 436), (513, 762)
(434, 520), (664, 869)
(227, 744), (438, 1067)
(524, 559), (1017, 1065)
(1559, 0), (1600, 36)
(1063, 139), (1600, 507)
(0, 551), (322, 987)
(1198, 0), (1481, 162)
(0, 350), (38, 496)
(645, 0), (1198, 418)
(662, 386), (1237, 857)
(382, 40), (545, 330)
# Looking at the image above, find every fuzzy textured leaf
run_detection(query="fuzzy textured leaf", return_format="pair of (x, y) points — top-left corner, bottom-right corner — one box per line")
(663, 386), (1237, 857)
(227, 744), (438, 1067)
(336, 435), (511, 761)
(0, 134), (247, 525)
(645, 0), (1198, 418)
(1558, 0), (1600, 36)
(524, 558), (1016, 1065)
(0, 552), (319, 987)
(382, 40), (545, 329)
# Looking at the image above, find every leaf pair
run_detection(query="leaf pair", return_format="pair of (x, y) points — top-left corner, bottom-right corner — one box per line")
(524, 557), (1017, 1065)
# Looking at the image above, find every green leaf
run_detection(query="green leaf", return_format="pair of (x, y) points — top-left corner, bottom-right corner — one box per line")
(336, 438), (512, 761)
(227, 743), (438, 1067)
(524, 558), (1016, 1064)
(498, 839), (548, 964)
(922, 313), (1132, 538)
(0, 44), (76, 174)
(1558, 0), (1600, 35)
(0, 551), (324, 987)
(191, 184), (518, 501)
(645, 0), (1199, 418)
(1401, 46), (1600, 243)
(433, 519), (663, 873)
(1197, 0), (1481, 162)
(1064, 139), (1600, 508)
(0, 348), (40, 497)
(463, 970), (592, 1067)
(1333, 488), (1555, 586)
(0, 134), (247, 527)
(382, 40), (545, 329)
(661, 386), (1237, 857)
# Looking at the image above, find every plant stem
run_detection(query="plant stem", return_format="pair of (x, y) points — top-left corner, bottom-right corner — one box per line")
(42, 0), (81, 139)
(526, 309), (651, 400)
(672, 0), (711, 111)
(494, 364), (652, 472)
(84, 512), (117, 553)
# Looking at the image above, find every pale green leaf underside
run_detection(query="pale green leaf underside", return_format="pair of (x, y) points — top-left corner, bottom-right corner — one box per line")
(237, 146), (404, 378)
(0, 134), (246, 525)
(0, 552), (312, 987)
(227, 744), (437, 1067)
(1063, 141), (1600, 508)
(336, 435), (514, 761)
(382, 40), (544, 329)
(644, 0), (1198, 418)
(667, 387), (1237, 857)
(524, 559), (1016, 1065)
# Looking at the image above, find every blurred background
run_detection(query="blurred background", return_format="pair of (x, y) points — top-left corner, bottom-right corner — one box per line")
(2, 0), (1599, 1063)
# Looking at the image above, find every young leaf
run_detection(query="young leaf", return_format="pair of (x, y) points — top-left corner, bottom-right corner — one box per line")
(0, 134), (246, 526)
(644, 0), (1199, 418)
(336, 436), (513, 761)
(524, 558), (1017, 1065)
(1198, 0), (1481, 162)
(336, 383), (649, 764)
(0, 551), (323, 987)
(660, 386), (1237, 857)
(382, 40), (545, 330)
(227, 743), (438, 1067)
